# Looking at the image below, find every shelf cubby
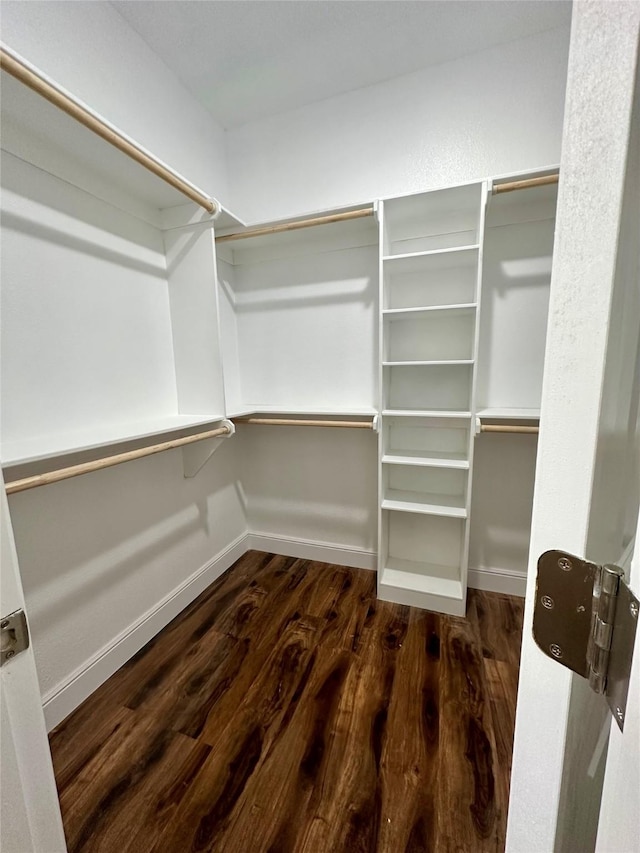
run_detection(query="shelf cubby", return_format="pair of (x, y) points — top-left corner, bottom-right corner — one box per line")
(382, 464), (467, 518)
(384, 363), (473, 413)
(384, 308), (475, 363)
(378, 511), (466, 614)
(383, 246), (479, 310)
(383, 184), (483, 256)
(382, 415), (471, 468)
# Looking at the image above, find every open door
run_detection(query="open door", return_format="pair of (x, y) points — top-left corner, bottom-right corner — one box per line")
(507, 3), (640, 851)
(0, 473), (67, 852)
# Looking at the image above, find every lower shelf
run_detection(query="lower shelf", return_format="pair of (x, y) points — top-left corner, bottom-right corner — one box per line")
(381, 490), (467, 518)
(381, 558), (463, 599)
(382, 451), (469, 469)
(383, 409), (472, 419)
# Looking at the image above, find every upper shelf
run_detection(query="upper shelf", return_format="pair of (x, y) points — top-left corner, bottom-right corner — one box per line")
(383, 304), (476, 319)
(1, 414), (226, 467)
(382, 244), (479, 267)
(383, 409), (472, 419)
(383, 182), (483, 255)
(229, 405), (378, 418)
(1, 55), (215, 224)
(383, 360), (474, 367)
(487, 170), (559, 229)
(476, 408), (541, 421)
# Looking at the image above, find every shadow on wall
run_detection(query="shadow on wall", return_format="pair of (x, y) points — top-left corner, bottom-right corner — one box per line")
(7, 440), (246, 688)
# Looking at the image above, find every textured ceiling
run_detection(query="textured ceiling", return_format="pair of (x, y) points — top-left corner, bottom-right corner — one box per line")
(111, 1), (572, 129)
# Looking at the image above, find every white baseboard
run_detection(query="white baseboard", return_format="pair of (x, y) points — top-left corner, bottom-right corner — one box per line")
(42, 532), (250, 731)
(468, 565), (527, 597)
(249, 532), (376, 571)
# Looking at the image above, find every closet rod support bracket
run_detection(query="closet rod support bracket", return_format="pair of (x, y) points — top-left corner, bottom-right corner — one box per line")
(182, 419), (235, 478)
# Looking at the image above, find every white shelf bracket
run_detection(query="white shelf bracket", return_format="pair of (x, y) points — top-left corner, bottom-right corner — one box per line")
(373, 414), (380, 433)
(475, 416), (482, 436)
(182, 419), (235, 478)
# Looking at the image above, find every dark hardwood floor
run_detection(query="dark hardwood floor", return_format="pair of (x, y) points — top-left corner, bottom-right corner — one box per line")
(49, 551), (524, 853)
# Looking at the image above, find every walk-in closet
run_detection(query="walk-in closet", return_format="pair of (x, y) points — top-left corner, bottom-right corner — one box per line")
(2, 3), (639, 853)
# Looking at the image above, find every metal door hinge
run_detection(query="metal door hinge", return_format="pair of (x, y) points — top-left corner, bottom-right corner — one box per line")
(1, 609), (30, 665)
(533, 550), (638, 731)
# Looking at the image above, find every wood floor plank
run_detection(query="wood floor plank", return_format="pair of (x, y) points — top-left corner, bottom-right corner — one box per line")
(213, 596), (409, 852)
(49, 552), (524, 853)
(50, 704), (136, 795)
(195, 560), (325, 746)
(207, 645), (356, 853)
(483, 658), (520, 818)
(282, 602), (408, 852)
(153, 615), (324, 852)
(59, 718), (211, 853)
(378, 608), (441, 853)
(437, 614), (502, 853)
(469, 590), (524, 667)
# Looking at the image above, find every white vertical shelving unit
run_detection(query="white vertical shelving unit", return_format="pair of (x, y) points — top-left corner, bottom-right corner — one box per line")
(377, 182), (486, 616)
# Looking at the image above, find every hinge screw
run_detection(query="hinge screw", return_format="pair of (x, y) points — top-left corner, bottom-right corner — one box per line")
(541, 595), (554, 609)
(630, 602), (639, 619)
(550, 643), (563, 658)
(5, 650), (15, 659)
(1, 620), (9, 630)
(616, 707), (624, 722)
(558, 557), (572, 572)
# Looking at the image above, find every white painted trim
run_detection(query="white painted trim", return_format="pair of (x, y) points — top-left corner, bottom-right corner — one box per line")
(468, 565), (527, 597)
(248, 532), (376, 571)
(42, 532), (250, 731)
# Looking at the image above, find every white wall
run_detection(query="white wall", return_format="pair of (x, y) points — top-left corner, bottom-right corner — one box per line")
(0, 0), (229, 203)
(226, 26), (570, 222)
(1, 1), (246, 727)
(240, 426), (378, 565)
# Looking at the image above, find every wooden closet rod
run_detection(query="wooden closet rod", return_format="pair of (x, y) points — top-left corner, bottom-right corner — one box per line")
(0, 47), (217, 215)
(4, 426), (231, 495)
(480, 425), (539, 434)
(235, 417), (375, 429)
(492, 174), (559, 195)
(216, 207), (374, 243)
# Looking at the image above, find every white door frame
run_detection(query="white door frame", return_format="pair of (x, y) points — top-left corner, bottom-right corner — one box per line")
(507, 2), (640, 850)
(0, 472), (67, 852)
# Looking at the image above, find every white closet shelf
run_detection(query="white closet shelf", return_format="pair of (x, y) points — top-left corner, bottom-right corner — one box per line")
(383, 360), (474, 367)
(382, 451), (469, 469)
(383, 304), (476, 319)
(383, 409), (472, 419)
(228, 405), (378, 418)
(382, 244), (480, 264)
(476, 408), (541, 420)
(1, 59), (216, 218)
(1, 414), (226, 467)
(381, 490), (467, 518)
(380, 558), (463, 600)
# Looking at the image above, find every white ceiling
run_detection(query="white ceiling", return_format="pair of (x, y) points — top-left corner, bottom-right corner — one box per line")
(111, 0), (572, 130)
